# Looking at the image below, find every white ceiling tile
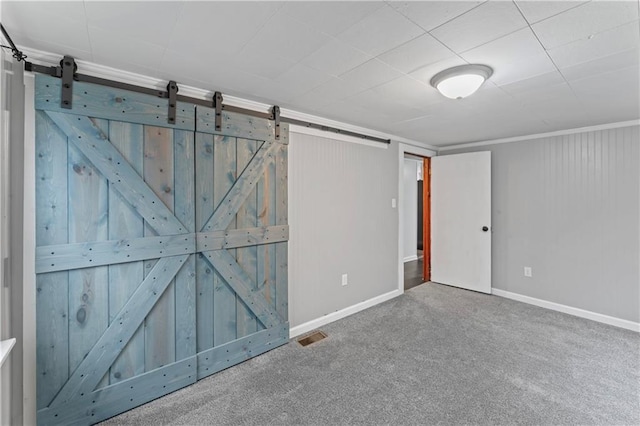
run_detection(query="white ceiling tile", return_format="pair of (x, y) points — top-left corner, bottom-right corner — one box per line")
(2, 2), (91, 52)
(3, 1), (87, 23)
(462, 28), (557, 86)
(514, 1), (589, 24)
(336, 5), (425, 57)
(569, 65), (640, 97)
(377, 33), (454, 74)
(281, 1), (385, 36)
(388, 1), (484, 31)
(514, 82), (576, 106)
(430, 1), (528, 53)
(499, 71), (567, 96)
(300, 40), (372, 77)
(547, 20), (640, 69)
(532, 1), (640, 50)
(297, 77), (368, 104)
(339, 59), (404, 91)
(560, 48), (639, 81)
(242, 10), (332, 63)
(345, 89), (428, 122)
(273, 63), (332, 95)
(409, 56), (467, 86)
(371, 76), (437, 109)
(230, 44), (297, 80)
(84, 1), (183, 47)
(89, 26), (165, 70)
(167, 2), (282, 57)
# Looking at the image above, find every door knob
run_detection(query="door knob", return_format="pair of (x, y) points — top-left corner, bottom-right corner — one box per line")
(482, 226), (489, 232)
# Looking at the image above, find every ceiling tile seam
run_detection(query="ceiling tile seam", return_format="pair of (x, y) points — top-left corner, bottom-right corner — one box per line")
(542, 18), (640, 52)
(236, 3), (289, 58)
(157, 1), (187, 69)
(81, 1), (94, 61)
(518, 0), (592, 25)
(416, 0), (488, 34)
(512, 1), (590, 122)
(283, 2), (384, 40)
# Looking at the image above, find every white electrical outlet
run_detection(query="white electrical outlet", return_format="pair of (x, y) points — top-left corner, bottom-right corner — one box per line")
(341, 274), (348, 286)
(391, 198), (397, 208)
(524, 267), (532, 278)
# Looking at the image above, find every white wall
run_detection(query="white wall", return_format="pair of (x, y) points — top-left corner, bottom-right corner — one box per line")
(446, 125), (640, 324)
(402, 158), (420, 262)
(288, 130), (400, 331)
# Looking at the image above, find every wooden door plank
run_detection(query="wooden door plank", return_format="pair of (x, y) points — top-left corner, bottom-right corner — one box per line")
(275, 144), (289, 321)
(195, 225), (289, 252)
(44, 111), (186, 236)
(201, 140), (278, 232)
(35, 75), (195, 131)
(67, 118), (110, 390)
(195, 132), (215, 352)
(197, 108), (276, 142)
(174, 130), (196, 360)
(49, 254), (188, 407)
(213, 135), (237, 346)
(36, 233), (195, 273)
(257, 147), (277, 313)
(197, 324), (288, 380)
(143, 126), (176, 371)
(235, 138), (258, 338)
(35, 111), (70, 409)
(38, 356), (196, 425)
(203, 250), (282, 329)
(108, 121), (145, 385)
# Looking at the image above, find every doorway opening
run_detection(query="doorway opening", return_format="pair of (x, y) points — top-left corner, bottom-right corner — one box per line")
(403, 154), (431, 291)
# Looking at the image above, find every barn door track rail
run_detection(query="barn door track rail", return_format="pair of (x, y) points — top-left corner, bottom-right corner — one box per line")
(2, 28), (392, 144)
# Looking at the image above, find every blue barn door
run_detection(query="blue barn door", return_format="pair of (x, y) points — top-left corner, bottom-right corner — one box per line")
(34, 74), (289, 425)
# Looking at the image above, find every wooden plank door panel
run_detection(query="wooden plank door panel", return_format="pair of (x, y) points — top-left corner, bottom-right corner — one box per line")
(35, 74), (289, 425)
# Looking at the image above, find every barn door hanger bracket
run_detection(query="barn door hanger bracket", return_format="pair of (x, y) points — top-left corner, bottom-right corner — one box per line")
(167, 80), (178, 124)
(60, 55), (77, 109)
(213, 91), (223, 131)
(272, 105), (280, 140)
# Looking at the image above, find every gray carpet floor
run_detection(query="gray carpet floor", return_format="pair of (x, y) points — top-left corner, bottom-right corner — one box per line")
(103, 283), (640, 425)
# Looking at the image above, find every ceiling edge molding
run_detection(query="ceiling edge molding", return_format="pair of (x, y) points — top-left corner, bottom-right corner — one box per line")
(19, 46), (437, 151)
(438, 119), (640, 152)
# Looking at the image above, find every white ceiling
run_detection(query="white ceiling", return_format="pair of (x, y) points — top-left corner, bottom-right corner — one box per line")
(3, 0), (639, 146)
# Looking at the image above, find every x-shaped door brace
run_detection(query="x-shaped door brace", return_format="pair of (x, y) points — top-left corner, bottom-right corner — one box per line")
(43, 112), (287, 407)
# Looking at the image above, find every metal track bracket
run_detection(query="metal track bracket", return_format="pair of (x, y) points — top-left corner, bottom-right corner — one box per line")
(60, 56), (76, 109)
(214, 91), (223, 131)
(167, 81), (178, 124)
(272, 106), (280, 140)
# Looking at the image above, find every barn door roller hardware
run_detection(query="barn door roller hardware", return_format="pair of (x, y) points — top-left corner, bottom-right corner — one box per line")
(60, 56), (76, 109)
(167, 81), (178, 124)
(272, 106), (280, 140)
(214, 91), (222, 131)
(16, 47), (391, 143)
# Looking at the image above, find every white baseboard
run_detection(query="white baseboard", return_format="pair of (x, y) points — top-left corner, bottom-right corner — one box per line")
(492, 288), (640, 332)
(289, 289), (403, 338)
(403, 255), (418, 263)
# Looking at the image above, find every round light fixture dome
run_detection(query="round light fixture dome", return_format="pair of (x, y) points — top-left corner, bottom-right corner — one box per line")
(430, 64), (493, 99)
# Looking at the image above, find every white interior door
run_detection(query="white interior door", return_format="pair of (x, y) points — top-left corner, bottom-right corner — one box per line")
(431, 151), (491, 293)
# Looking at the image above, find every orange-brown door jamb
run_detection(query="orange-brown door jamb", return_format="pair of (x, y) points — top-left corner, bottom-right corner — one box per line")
(423, 157), (431, 281)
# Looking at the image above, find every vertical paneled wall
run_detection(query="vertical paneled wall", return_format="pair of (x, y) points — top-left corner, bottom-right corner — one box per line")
(447, 125), (640, 322)
(288, 132), (398, 327)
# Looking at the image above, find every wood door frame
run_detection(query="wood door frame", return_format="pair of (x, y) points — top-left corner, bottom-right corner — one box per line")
(422, 157), (431, 282)
(397, 143), (436, 293)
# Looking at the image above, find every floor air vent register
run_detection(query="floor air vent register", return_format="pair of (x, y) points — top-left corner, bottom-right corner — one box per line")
(297, 331), (327, 347)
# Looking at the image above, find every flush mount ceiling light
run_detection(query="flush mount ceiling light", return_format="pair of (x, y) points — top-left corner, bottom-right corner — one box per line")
(430, 64), (493, 100)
